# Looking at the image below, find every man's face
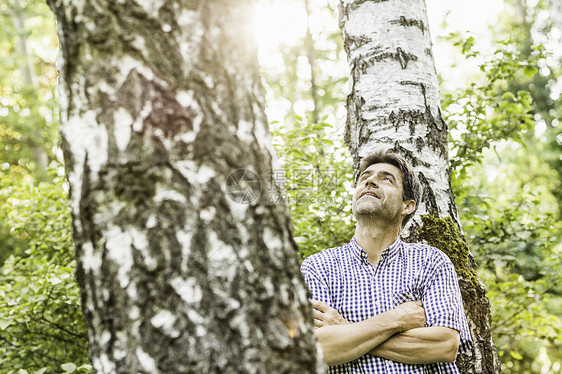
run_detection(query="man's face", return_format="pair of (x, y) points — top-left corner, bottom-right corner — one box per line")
(352, 163), (409, 223)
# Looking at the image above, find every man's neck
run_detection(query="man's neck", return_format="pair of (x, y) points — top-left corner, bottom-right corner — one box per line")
(354, 222), (401, 265)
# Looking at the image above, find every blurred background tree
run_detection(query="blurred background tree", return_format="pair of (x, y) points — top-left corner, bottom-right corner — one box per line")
(0, 0), (560, 373)
(0, 1), (91, 373)
(0, 0), (60, 265)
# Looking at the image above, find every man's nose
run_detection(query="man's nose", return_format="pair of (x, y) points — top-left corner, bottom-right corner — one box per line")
(365, 176), (378, 187)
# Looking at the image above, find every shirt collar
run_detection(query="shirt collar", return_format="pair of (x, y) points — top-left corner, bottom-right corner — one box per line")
(349, 236), (402, 264)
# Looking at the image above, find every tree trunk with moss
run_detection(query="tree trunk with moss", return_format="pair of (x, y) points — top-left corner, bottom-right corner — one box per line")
(338, 0), (501, 372)
(47, 0), (323, 373)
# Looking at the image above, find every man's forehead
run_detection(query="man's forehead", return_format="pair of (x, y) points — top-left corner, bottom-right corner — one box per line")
(361, 163), (402, 177)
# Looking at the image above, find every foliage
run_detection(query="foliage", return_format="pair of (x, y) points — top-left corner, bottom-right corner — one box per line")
(0, 175), (91, 374)
(0, 0), (61, 264)
(485, 272), (562, 373)
(442, 32), (546, 178)
(454, 148), (562, 373)
(495, 0), (562, 222)
(440, 2), (562, 368)
(271, 114), (355, 259)
(261, 0), (354, 259)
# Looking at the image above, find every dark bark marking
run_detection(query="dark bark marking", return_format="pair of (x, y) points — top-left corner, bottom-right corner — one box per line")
(388, 108), (424, 135)
(346, 35), (374, 51)
(351, 47), (418, 73)
(424, 105), (448, 157)
(344, 94), (365, 151)
(397, 81), (448, 156)
(414, 136), (425, 152)
(390, 16), (425, 34)
(393, 143), (432, 169)
(358, 122), (372, 149)
(417, 172), (439, 213)
(447, 178), (459, 221)
(395, 47), (416, 69)
(75, 153), (97, 358)
(47, 1), (82, 115)
(113, 164), (157, 204)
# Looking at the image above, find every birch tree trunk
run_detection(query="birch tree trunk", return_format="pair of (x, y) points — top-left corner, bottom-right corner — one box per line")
(549, 0), (562, 35)
(338, 0), (501, 372)
(47, 1), (323, 373)
(11, 2), (50, 181)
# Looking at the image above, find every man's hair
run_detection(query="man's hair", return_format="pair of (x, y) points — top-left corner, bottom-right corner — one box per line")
(357, 149), (422, 227)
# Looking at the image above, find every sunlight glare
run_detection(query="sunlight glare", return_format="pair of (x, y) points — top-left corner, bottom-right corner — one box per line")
(253, 0), (308, 58)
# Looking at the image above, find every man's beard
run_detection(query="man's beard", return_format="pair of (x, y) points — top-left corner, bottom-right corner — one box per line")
(353, 200), (384, 222)
(353, 199), (399, 225)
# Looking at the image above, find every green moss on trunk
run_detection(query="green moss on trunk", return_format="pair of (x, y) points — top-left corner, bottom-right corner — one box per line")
(418, 212), (478, 286)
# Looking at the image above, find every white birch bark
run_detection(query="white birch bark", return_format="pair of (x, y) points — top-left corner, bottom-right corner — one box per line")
(47, 0), (324, 373)
(338, 0), (501, 372)
(339, 0), (452, 234)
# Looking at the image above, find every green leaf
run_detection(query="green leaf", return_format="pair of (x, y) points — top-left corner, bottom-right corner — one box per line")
(523, 65), (538, 78)
(501, 92), (515, 101)
(0, 318), (13, 330)
(509, 350), (523, 360)
(61, 363), (77, 373)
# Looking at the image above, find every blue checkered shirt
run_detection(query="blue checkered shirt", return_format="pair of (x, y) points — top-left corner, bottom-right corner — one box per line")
(301, 237), (472, 373)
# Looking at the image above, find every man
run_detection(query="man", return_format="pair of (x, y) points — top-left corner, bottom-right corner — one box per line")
(301, 149), (471, 373)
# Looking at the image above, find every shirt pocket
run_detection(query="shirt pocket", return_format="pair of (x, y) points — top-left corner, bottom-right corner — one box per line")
(391, 287), (421, 307)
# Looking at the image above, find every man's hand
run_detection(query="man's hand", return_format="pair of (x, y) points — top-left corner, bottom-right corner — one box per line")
(310, 300), (350, 328)
(310, 299), (425, 330)
(394, 300), (426, 330)
(367, 301), (460, 364)
(369, 326), (460, 364)
(310, 299), (427, 366)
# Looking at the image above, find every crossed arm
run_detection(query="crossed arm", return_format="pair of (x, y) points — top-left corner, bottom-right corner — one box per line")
(311, 300), (460, 366)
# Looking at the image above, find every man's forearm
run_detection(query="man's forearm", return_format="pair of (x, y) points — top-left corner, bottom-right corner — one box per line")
(315, 309), (404, 366)
(369, 326), (460, 364)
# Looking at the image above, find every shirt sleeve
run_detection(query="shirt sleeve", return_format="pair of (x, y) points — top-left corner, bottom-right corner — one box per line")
(422, 259), (472, 354)
(300, 256), (333, 306)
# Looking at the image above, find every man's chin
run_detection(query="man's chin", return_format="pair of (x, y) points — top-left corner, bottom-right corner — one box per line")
(352, 208), (382, 221)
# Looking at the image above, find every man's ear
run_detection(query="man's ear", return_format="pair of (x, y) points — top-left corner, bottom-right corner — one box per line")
(402, 200), (416, 215)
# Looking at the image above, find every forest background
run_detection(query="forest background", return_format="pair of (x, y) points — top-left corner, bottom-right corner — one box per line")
(0, 0), (560, 373)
